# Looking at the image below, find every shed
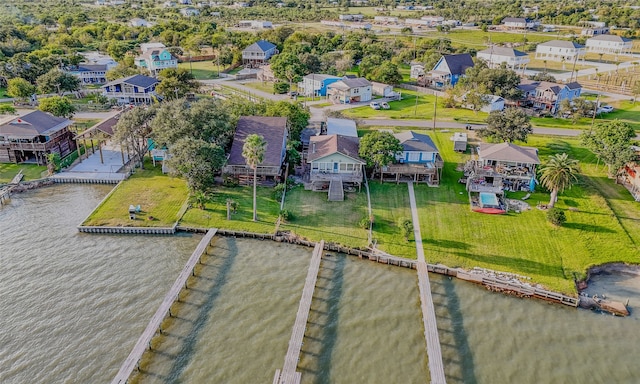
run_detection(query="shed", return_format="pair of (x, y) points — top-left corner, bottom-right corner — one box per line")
(325, 118), (358, 137)
(452, 132), (467, 152)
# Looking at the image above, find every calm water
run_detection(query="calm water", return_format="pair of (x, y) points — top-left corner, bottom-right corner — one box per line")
(1, 185), (639, 384)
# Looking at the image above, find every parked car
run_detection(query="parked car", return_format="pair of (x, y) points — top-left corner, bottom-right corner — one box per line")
(597, 105), (614, 114)
(370, 101), (381, 110)
(380, 102), (390, 109)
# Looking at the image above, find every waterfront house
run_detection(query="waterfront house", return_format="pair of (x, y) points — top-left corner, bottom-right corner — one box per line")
(0, 111), (76, 164)
(298, 74), (341, 97)
(620, 146), (640, 202)
(327, 77), (372, 104)
(242, 40), (278, 68)
(427, 53), (474, 88)
(135, 45), (178, 76)
(535, 40), (585, 62)
(378, 131), (443, 185)
(476, 47), (529, 71)
(102, 74), (160, 105)
(586, 35), (633, 56)
(223, 116), (288, 183)
(307, 134), (365, 200)
(517, 79), (582, 114)
(466, 142), (540, 194)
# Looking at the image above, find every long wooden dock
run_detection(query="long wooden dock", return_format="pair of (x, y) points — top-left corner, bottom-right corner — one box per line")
(274, 240), (325, 384)
(111, 228), (218, 384)
(408, 182), (446, 384)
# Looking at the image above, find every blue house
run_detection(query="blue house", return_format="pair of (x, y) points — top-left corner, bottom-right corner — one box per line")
(102, 74), (160, 105)
(428, 53), (474, 88)
(518, 79), (582, 114)
(299, 74), (341, 97)
(135, 47), (178, 75)
(379, 131), (443, 185)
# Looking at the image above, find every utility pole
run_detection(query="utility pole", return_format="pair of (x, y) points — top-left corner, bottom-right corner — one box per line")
(414, 91), (419, 115)
(432, 93), (437, 131)
(590, 93), (600, 134)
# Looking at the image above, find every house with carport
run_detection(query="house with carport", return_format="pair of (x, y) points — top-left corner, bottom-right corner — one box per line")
(586, 35), (633, 56)
(327, 77), (372, 104)
(378, 131), (443, 185)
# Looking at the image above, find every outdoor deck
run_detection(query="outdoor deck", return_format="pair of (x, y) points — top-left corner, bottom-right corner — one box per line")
(408, 182), (446, 384)
(111, 228), (217, 384)
(273, 240), (325, 384)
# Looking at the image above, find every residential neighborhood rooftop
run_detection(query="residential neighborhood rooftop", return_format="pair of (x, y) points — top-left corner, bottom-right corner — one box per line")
(308, 134), (363, 163)
(0, 111), (72, 138)
(103, 74), (159, 88)
(394, 131), (438, 152)
(227, 116), (288, 167)
(479, 142), (540, 164)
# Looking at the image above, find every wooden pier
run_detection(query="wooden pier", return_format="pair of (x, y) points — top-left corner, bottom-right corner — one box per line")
(408, 182), (446, 384)
(111, 228), (217, 384)
(273, 240), (325, 384)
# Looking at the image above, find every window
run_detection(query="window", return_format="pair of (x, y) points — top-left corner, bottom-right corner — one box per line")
(408, 152), (420, 162)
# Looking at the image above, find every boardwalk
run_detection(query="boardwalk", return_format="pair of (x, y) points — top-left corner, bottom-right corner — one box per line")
(407, 182), (446, 384)
(111, 228), (218, 384)
(274, 240), (325, 384)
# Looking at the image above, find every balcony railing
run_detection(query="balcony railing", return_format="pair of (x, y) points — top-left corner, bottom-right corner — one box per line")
(310, 170), (363, 182)
(0, 142), (48, 151)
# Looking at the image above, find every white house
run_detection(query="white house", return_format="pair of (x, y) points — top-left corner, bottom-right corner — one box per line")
(140, 42), (167, 53)
(421, 16), (444, 26)
(241, 40), (278, 67)
(371, 82), (395, 97)
(297, 74), (341, 97)
(410, 62), (425, 79)
(238, 20), (273, 29)
(129, 18), (150, 27)
(327, 77), (372, 104)
(374, 16), (398, 23)
(481, 95), (505, 113)
(586, 35), (633, 55)
(476, 47), (529, 71)
(535, 40), (585, 62)
(339, 14), (364, 21)
(502, 17), (527, 29)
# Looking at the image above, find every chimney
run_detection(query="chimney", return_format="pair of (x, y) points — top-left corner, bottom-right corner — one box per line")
(312, 142), (316, 153)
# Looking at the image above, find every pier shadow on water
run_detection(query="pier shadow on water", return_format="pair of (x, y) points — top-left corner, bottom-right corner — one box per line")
(298, 253), (346, 384)
(133, 237), (238, 383)
(431, 275), (477, 384)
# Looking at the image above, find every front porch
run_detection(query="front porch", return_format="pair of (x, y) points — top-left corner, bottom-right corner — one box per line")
(379, 162), (443, 186)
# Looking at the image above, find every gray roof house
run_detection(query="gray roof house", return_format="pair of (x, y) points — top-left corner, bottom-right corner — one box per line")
(476, 47), (529, 70)
(535, 40), (585, 61)
(378, 131), (443, 185)
(426, 53), (474, 87)
(242, 40), (278, 67)
(468, 142), (541, 193)
(223, 116), (288, 182)
(0, 111), (76, 164)
(327, 77), (372, 104)
(102, 74), (160, 105)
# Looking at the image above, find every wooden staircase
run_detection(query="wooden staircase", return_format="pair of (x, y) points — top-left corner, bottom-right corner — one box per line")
(328, 178), (344, 201)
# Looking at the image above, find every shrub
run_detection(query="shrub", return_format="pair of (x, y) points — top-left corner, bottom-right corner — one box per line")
(547, 208), (566, 226)
(398, 217), (413, 241)
(273, 82), (289, 94)
(359, 215), (372, 229)
(279, 209), (292, 222)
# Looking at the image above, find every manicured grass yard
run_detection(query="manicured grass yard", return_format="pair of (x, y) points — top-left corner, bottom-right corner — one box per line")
(179, 186), (280, 233)
(0, 88), (8, 98)
(82, 161), (188, 227)
(410, 131), (640, 293)
(178, 61), (223, 80)
(369, 181), (416, 258)
(280, 186), (369, 248)
(342, 89), (488, 124)
(0, 163), (47, 183)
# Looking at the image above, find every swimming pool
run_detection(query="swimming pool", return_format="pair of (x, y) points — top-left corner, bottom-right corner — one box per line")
(479, 192), (500, 208)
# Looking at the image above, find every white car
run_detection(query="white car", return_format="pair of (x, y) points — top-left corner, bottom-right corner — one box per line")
(370, 101), (381, 110)
(598, 105), (614, 114)
(380, 102), (390, 110)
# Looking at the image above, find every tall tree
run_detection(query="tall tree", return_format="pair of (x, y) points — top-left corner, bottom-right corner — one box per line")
(264, 101), (310, 142)
(36, 68), (81, 95)
(7, 77), (36, 102)
(358, 131), (403, 178)
(106, 63), (140, 81)
(370, 61), (403, 85)
(113, 107), (156, 169)
(242, 134), (267, 222)
(155, 68), (199, 100)
(479, 108), (532, 143)
(539, 153), (580, 208)
(581, 120), (636, 178)
(270, 51), (305, 91)
(38, 96), (76, 118)
(167, 137), (226, 193)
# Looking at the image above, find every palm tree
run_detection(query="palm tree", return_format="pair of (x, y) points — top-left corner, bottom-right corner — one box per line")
(539, 153), (580, 208)
(242, 134), (267, 222)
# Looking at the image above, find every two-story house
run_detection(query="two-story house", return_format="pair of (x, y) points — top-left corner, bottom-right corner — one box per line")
(0, 111), (76, 165)
(102, 74), (160, 105)
(518, 79), (582, 114)
(621, 146), (640, 201)
(476, 47), (529, 72)
(427, 53), (474, 88)
(223, 116), (288, 183)
(65, 64), (109, 85)
(502, 17), (527, 30)
(378, 131), (443, 185)
(468, 142), (540, 194)
(535, 40), (585, 62)
(135, 45), (178, 75)
(298, 74), (341, 97)
(327, 77), (372, 104)
(242, 40), (278, 68)
(410, 61), (425, 80)
(586, 35), (633, 56)
(307, 134), (365, 201)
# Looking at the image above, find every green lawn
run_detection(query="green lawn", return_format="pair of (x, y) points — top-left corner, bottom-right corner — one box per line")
(243, 81), (277, 94)
(369, 182), (417, 258)
(179, 185), (280, 233)
(0, 88), (8, 98)
(280, 186), (369, 248)
(342, 89), (488, 124)
(82, 161), (188, 227)
(0, 163), (47, 183)
(178, 61), (223, 80)
(531, 102), (640, 131)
